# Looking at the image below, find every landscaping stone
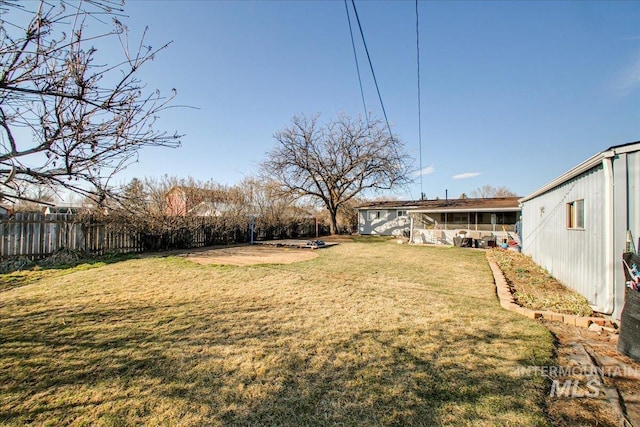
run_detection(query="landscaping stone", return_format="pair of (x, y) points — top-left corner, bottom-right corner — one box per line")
(562, 315), (577, 327)
(588, 317), (607, 326)
(487, 256), (622, 340)
(488, 249), (640, 427)
(588, 323), (603, 333)
(575, 316), (593, 328)
(525, 310), (543, 319)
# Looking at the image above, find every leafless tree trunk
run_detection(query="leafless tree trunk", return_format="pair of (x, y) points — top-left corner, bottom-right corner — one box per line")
(0, 0), (181, 205)
(261, 114), (412, 235)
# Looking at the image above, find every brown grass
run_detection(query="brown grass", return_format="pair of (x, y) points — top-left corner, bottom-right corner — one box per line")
(0, 238), (554, 426)
(179, 245), (319, 266)
(489, 249), (594, 317)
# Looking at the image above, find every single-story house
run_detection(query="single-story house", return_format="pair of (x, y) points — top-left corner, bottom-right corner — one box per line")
(165, 186), (229, 217)
(357, 200), (422, 237)
(358, 197), (521, 244)
(520, 141), (640, 320)
(187, 201), (226, 217)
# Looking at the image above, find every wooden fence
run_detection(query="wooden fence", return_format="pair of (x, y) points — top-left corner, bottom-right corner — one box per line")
(0, 213), (143, 260)
(0, 213), (328, 261)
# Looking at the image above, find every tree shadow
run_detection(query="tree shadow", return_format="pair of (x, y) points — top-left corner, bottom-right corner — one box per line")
(1, 302), (551, 426)
(214, 327), (551, 426)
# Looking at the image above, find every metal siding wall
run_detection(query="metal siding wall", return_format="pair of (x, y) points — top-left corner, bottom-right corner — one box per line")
(613, 151), (640, 319)
(522, 165), (608, 310)
(612, 154), (627, 319)
(627, 152), (640, 251)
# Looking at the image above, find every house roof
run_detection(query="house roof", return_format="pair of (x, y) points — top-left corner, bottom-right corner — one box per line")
(357, 200), (427, 210)
(520, 140), (640, 203)
(358, 197), (521, 213)
(608, 140), (640, 152)
(44, 205), (87, 214)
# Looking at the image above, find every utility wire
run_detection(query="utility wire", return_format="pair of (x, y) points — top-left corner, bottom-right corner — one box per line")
(416, 0), (424, 199)
(344, 0), (368, 123)
(350, 0), (393, 140)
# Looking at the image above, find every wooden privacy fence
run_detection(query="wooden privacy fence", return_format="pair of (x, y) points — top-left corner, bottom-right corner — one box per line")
(0, 213), (143, 260)
(0, 213), (328, 261)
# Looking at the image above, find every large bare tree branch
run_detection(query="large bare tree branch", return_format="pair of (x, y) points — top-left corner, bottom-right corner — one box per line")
(0, 0), (182, 204)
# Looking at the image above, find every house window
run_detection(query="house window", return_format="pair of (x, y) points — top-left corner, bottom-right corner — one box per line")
(448, 213), (467, 223)
(567, 199), (584, 229)
(368, 211), (382, 221)
(397, 210), (407, 218)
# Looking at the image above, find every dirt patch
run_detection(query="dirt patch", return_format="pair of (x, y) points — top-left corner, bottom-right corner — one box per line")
(543, 320), (640, 427)
(181, 245), (319, 266)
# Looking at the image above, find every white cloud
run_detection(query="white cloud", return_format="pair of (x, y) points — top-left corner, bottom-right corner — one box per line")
(415, 165), (435, 176)
(453, 172), (481, 179)
(613, 53), (640, 97)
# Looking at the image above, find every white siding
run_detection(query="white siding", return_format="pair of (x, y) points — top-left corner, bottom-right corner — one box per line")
(522, 166), (609, 311)
(358, 209), (410, 236)
(628, 151), (640, 252)
(613, 151), (640, 318)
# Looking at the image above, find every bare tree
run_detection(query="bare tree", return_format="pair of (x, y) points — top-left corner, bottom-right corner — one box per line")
(238, 177), (296, 225)
(0, 0), (181, 205)
(493, 186), (518, 197)
(261, 114), (412, 234)
(122, 175), (232, 217)
(470, 185), (517, 198)
(12, 183), (57, 211)
(120, 177), (147, 214)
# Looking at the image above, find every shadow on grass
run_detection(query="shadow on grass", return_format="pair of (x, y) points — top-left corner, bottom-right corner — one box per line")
(0, 253), (138, 293)
(35, 252), (139, 272)
(218, 329), (547, 426)
(0, 302), (551, 426)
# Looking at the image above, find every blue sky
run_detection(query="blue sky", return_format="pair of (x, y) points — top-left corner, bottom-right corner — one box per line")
(111, 0), (639, 200)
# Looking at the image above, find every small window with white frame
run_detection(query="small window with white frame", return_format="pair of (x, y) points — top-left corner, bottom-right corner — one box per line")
(567, 199), (584, 229)
(368, 210), (382, 221)
(397, 210), (407, 218)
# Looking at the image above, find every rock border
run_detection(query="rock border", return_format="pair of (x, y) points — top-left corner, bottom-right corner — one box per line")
(486, 253), (618, 330)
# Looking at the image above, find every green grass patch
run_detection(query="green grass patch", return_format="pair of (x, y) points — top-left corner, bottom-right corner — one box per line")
(0, 238), (554, 426)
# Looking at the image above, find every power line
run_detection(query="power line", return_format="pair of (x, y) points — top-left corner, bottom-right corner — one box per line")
(349, 0), (393, 139)
(344, 0), (368, 122)
(416, 0), (424, 199)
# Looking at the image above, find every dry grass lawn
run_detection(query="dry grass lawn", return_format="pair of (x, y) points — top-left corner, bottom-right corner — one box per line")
(0, 238), (555, 426)
(179, 245), (319, 266)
